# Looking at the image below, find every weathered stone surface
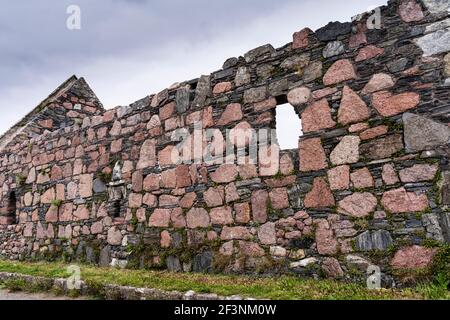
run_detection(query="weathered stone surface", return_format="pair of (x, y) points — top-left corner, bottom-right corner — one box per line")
(330, 136), (360, 165)
(423, 214), (445, 242)
(292, 28), (312, 49)
(244, 44), (275, 63)
(210, 164), (238, 183)
(403, 113), (450, 152)
(355, 230), (393, 251)
(350, 167), (374, 189)
(355, 45), (384, 62)
(287, 87), (311, 107)
(360, 134), (404, 160)
(382, 164), (400, 185)
(323, 59), (357, 85)
(137, 139), (156, 169)
(234, 202), (251, 224)
(359, 125), (388, 141)
(338, 86), (370, 125)
(258, 222), (276, 245)
(149, 209), (171, 228)
(107, 227), (122, 246)
(235, 67), (251, 87)
(299, 138), (328, 172)
(391, 246), (437, 269)
(421, 0), (449, 14)
(305, 177), (335, 208)
(209, 207), (233, 225)
(217, 103), (243, 126)
(328, 165), (350, 190)
(441, 51), (450, 75)
(362, 73), (395, 95)
(192, 75), (211, 108)
(252, 190), (269, 223)
(415, 28), (450, 56)
(315, 219), (338, 255)
(176, 85), (190, 114)
(323, 41), (345, 58)
(338, 193), (378, 218)
(301, 99), (336, 133)
(213, 82), (232, 95)
(204, 186), (224, 207)
(220, 226), (252, 241)
(398, 0), (424, 22)
(399, 164), (439, 183)
(193, 251), (213, 273)
(322, 257), (344, 278)
(381, 188), (429, 213)
(269, 188), (290, 209)
(315, 21), (352, 41)
(372, 91), (420, 117)
(186, 208), (210, 229)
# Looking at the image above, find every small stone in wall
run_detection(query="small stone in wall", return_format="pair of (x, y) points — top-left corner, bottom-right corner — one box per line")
(210, 164), (238, 184)
(107, 227), (123, 246)
(292, 28), (312, 49)
(252, 190), (269, 223)
(381, 187), (429, 213)
(299, 138), (328, 172)
(149, 209), (171, 228)
(220, 226), (252, 241)
(269, 188), (290, 210)
(210, 206), (234, 225)
(355, 45), (384, 62)
(359, 134), (404, 160)
(186, 208), (210, 229)
(398, 0), (424, 22)
(322, 257), (344, 279)
(301, 99), (336, 133)
(445, 53), (450, 76)
(330, 136), (361, 165)
(213, 82), (232, 95)
(287, 87), (311, 107)
(323, 59), (357, 86)
(258, 222), (276, 245)
(399, 164), (439, 183)
(372, 91), (420, 117)
(315, 219), (338, 255)
(359, 125), (389, 141)
(338, 86), (370, 126)
(323, 41), (345, 58)
(338, 192), (378, 218)
(382, 163), (400, 185)
(350, 167), (374, 189)
(304, 177), (335, 208)
(403, 113), (450, 152)
(361, 73), (395, 95)
(391, 246), (437, 270)
(137, 139), (156, 169)
(328, 165), (350, 190)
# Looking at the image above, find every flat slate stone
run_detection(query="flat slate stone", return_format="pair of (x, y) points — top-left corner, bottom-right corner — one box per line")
(315, 21), (352, 42)
(403, 113), (450, 152)
(193, 251), (213, 273)
(355, 230), (393, 251)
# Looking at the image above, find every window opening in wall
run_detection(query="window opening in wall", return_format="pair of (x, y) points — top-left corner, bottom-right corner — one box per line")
(111, 200), (122, 218)
(7, 191), (17, 224)
(275, 103), (303, 150)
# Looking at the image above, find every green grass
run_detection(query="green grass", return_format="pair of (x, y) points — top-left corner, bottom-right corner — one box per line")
(0, 259), (448, 300)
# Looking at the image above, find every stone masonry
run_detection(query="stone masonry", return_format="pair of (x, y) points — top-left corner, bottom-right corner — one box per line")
(0, 0), (449, 285)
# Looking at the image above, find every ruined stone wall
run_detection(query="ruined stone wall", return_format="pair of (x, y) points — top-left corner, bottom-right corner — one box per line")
(0, 0), (449, 284)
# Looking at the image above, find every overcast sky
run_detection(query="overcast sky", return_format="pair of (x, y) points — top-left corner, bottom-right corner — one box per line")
(0, 0), (387, 136)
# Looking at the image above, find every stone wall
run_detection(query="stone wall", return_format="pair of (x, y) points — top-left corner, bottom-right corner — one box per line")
(0, 0), (449, 285)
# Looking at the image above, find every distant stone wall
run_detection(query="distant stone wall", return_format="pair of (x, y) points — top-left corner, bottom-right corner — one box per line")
(0, 0), (449, 286)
